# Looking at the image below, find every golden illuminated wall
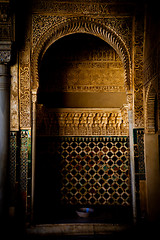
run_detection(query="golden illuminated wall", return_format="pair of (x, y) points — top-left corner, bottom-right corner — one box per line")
(38, 34), (126, 108)
(40, 34), (124, 93)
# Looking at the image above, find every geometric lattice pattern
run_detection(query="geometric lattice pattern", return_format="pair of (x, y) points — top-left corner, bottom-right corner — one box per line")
(9, 132), (17, 186)
(9, 131), (18, 205)
(20, 130), (32, 220)
(9, 130), (32, 221)
(134, 129), (145, 180)
(59, 136), (131, 206)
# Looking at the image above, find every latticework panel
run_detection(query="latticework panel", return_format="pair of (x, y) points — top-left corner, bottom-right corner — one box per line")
(59, 136), (130, 206)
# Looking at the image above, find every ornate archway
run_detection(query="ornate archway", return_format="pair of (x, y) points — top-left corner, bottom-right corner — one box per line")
(30, 16), (136, 222)
(31, 16), (132, 95)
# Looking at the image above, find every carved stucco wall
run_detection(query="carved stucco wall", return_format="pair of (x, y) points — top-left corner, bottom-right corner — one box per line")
(39, 34), (125, 94)
(143, 44), (160, 134)
(38, 33), (127, 109)
(11, 0), (145, 131)
(36, 106), (129, 137)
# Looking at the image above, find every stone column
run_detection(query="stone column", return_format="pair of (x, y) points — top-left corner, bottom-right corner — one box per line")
(128, 110), (137, 223)
(0, 63), (10, 217)
(127, 92), (137, 223)
(31, 89), (37, 221)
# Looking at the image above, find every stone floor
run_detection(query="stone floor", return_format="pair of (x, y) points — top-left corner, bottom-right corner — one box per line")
(24, 222), (160, 240)
(4, 207), (160, 240)
(5, 219), (160, 240)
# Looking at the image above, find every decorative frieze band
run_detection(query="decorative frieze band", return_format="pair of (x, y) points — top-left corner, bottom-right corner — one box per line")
(54, 85), (125, 93)
(32, 1), (134, 17)
(36, 106), (129, 136)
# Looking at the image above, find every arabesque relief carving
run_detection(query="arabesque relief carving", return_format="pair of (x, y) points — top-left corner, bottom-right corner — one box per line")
(36, 106), (129, 136)
(143, 42), (160, 133)
(19, 36), (31, 128)
(133, 13), (144, 128)
(31, 16), (132, 94)
(40, 37), (125, 93)
(32, 15), (66, 48)
(32, 0), (134, 17)
(144, 81), (157, 134)
(32, 15), (133, 53)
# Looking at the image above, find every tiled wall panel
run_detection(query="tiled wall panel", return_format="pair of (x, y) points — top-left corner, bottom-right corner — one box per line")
(36, 136), (131, 207)
(60, 136), (130, 206)
(20, 130), (32, 219)
(9, 131), (18, 205)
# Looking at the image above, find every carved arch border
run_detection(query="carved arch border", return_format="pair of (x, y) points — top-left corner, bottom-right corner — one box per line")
(31, 16), (132, 95)
(145, 82), (158, 134)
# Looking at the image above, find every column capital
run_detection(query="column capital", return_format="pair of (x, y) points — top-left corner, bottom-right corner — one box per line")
(0, 41), (11, 64)
(31, 89), (37, 103)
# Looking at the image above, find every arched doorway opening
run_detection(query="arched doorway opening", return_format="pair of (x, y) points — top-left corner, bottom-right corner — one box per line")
(34, 33), (132, 224)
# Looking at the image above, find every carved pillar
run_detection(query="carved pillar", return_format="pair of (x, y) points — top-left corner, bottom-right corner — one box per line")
(0, 46), (11, 218)
(128, 109), (137, 222)
(127, 92), (137, 223)
(31, 89), (37, 221)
